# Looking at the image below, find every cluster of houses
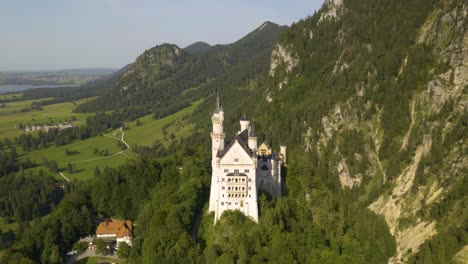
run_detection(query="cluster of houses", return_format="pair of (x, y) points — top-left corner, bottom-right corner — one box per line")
(23, 122), (73, 132)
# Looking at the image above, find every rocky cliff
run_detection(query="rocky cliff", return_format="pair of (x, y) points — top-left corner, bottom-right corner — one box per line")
(265, 0), (467, 262)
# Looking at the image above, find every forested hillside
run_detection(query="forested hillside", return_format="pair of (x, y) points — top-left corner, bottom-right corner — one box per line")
(75, 21), (286, 117)
(1, 0), (466, 263)
(258, 0), (467, 262)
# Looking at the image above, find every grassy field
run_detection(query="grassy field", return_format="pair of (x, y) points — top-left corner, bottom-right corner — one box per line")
(0, 93), (23, 101)
(18, 99), (202, 181)
(0, 220), (18, 233)
(20, 134), (129, 181)
(0, 97), (93, 140)
(122, 99), (202, 147)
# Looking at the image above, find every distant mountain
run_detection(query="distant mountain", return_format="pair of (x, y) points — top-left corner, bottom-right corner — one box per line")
(184, 41), (212, 55)
(76, 21), (286, 116)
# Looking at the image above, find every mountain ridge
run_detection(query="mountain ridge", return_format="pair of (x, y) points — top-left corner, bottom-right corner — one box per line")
(184, 41), (212, 55)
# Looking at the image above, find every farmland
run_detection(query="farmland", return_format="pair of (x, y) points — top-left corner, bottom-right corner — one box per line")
(12, 99), (203, 181)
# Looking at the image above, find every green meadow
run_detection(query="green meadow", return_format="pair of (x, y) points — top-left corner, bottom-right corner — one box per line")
(122, 99), (202, 147)
(0, 97), (94, 140)
(20, 134), (129, 181)
(17, 99), (202, 181)
(0, 93), (23, 101)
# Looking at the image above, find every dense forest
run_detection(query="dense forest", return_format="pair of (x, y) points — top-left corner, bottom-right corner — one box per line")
(1, 0), (466, 263)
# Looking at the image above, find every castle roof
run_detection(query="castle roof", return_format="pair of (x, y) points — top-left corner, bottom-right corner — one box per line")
(240, 114), (249, 121)
(217, 129), (253, 158)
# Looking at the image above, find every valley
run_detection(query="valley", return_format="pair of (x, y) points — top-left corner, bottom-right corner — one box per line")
(0, 95), (202, 181)
(0, 0), (466, 263)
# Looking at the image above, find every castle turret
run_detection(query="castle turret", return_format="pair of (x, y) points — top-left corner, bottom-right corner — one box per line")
(248, 124), (257, 152)
(211, 91), (225, 160)
(240, 115), (250, 132)
(209, 91), (225, 214)
(280, 145), (287, 164)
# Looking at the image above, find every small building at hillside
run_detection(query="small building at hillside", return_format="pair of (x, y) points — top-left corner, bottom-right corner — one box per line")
(208, 92), (286, 223)
(24, 122), (73, 132)
(96, 220), (133, 248)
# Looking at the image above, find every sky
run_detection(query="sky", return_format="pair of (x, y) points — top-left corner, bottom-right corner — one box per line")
(0, 0), (323, 71)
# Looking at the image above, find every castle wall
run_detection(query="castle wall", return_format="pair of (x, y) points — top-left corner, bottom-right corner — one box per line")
(208, 104), (282, 224)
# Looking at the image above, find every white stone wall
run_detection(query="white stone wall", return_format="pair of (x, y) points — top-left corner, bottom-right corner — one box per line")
(116, 236), (132, 247)
(211, 141), (259, 222)
(209, 110), (282, 224)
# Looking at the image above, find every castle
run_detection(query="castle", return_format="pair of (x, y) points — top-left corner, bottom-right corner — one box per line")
(208, 93), (286, 223)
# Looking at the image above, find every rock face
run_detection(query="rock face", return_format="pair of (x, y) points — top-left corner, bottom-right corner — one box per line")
(369, 2), (468, 262)
(319, 0), (343, 22)
(269, 44), (299, 78)
(269, 0), (467, 262)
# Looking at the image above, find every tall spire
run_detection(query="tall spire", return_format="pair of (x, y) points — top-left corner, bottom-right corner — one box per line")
(215, 89), (220, 113)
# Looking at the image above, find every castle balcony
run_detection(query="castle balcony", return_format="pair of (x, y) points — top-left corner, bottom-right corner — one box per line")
(226, 173), (248, 198)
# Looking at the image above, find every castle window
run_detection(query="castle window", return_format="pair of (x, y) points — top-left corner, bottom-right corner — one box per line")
(234, 169), (239, 173)
(249, 179), (252, 182)
(221, 202), (224, 205)
(242, 178), (246, 182)
(224, 169), (229, 173)
(244, 169), (249, 173)
(222, 186), (225, 190)
(228, 202), (231, 205)
(228, 178), (231, 182)
(249, 187), (251, 190)
(235, 178), (238, 182)
(235, 202), (238, 205)
(249, 195), (251, 197)
(222, 178), (225, 181)
(228, 187), (231, 190)
(242, 187), (245, 191)
(222, 194), (224, 197)
(234, 158), (239, 162)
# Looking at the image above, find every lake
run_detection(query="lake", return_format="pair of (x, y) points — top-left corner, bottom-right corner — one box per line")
(0, 84), (75, 94)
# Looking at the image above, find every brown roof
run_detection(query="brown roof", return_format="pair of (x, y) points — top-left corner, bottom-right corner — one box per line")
(96, 220), (133, 238)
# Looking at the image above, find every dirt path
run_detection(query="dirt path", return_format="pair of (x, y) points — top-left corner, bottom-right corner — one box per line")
(59, 127), (129, 166)
(59, 172), (70, 182)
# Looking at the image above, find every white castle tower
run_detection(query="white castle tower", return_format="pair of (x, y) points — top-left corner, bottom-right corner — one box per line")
(208, 92), (285, 224)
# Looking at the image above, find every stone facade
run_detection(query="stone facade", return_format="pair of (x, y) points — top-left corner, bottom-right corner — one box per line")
(208, 93), (286, 223)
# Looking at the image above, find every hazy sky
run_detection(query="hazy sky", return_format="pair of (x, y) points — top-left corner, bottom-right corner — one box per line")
(0, 0), (323, 71)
